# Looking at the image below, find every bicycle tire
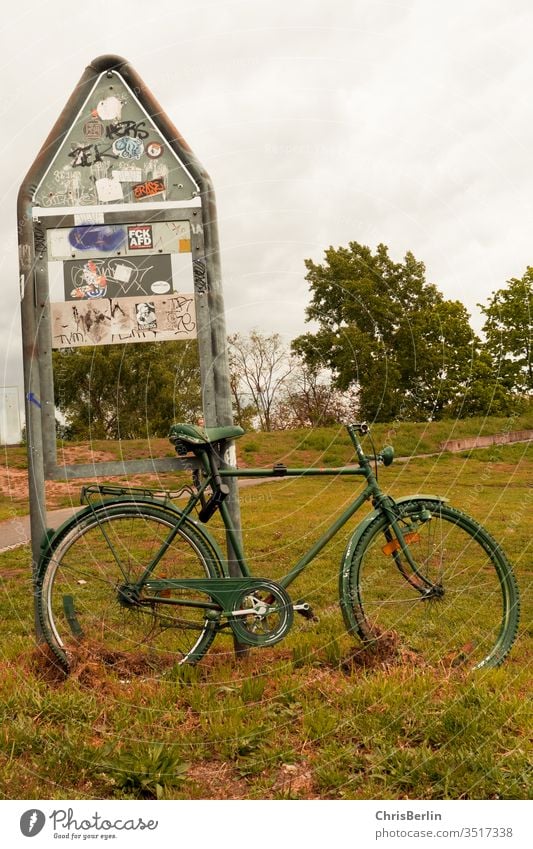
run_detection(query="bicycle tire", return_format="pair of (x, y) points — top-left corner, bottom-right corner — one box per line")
(340, 499), (520, 670)
(38, 502), (223, 672)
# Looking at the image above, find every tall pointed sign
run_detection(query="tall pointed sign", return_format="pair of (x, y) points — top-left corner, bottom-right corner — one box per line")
(18, 56), (240, 637)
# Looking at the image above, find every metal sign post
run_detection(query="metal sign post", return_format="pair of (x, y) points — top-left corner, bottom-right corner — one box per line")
(18, 55), (242, 644)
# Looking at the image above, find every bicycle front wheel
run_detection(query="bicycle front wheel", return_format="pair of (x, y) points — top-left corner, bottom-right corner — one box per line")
(38, 503), (222, 672)
(341, 499), (519, 670)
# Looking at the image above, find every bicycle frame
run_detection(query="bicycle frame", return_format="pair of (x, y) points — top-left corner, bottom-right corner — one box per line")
(217, 466), (375, 589)
(131, 424), (423, 601)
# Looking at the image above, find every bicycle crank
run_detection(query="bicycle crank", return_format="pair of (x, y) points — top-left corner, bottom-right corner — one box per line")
(229, 579), (294, 646)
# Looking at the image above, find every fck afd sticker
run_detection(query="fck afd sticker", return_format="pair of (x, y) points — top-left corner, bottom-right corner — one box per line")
(127, 225), (153, 250)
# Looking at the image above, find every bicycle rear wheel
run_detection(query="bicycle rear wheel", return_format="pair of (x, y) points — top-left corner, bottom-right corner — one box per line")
(38, 503), (222, 672)
(341, 499), (519, 670)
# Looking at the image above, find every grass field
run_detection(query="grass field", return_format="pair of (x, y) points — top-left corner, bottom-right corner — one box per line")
(0, 421), (531, 799)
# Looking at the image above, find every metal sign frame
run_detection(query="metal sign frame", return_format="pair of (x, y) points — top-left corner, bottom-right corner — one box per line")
(18, 55), (241, 633)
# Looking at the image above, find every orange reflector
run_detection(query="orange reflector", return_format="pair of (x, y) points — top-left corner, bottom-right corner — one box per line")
(157, 575), (172, 598)
(382, 532), (420, 555)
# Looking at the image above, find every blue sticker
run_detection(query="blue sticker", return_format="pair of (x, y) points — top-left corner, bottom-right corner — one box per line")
(68, 225), (126, 252)
(112, 136), (144, 160)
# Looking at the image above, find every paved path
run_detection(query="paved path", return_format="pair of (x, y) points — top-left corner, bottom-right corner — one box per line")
(0, 508), (79, 552)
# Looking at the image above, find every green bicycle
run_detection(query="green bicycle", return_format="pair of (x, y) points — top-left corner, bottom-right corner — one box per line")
(37, 423), (520, 672)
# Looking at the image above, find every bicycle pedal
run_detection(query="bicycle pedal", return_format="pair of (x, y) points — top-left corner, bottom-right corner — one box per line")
(294, 600), (318, 621)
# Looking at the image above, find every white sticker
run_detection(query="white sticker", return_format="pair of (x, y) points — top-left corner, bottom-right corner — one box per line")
(74, 212), (105, 225)
(111, 263), (133, 283)
(151, 281), (171, 294)
(93, 95), (123, 122)
(95, 178), (124, 203)
(48, 230), (72, 259)
(47, 261), (65, 301)
(112, 168), (143, 183)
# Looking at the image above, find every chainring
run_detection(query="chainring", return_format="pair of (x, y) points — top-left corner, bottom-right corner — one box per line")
(229, 579), (294, 646)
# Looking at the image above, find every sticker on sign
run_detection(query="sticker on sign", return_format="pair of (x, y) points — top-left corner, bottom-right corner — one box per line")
(133, 178), (166, 200)
(128, 225), (153, 249)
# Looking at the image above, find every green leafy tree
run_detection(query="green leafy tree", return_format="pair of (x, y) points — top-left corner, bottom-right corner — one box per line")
(480, 269), (533, 396)
(293, 242), (492, 420)
(446, 350), (520, 418)
(53, 341), (202, 439)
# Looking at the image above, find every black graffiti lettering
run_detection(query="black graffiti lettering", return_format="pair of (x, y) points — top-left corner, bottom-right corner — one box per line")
(93, 143), (119, 163)
(69, 142), (119, 167)
(165, 297), (195, 333)
(57, 332), (84, 345)
(168, 296), (193, 312)
(34, 225), (47, 256)
(106, 120), (149, 140)
(69, 145), (93, 167)
(192, 259), (208, 294)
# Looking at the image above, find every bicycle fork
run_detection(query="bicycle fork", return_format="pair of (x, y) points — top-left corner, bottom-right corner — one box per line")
(380, 506), (444, 599)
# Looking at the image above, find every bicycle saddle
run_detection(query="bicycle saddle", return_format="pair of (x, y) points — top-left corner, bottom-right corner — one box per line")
(169, 422), (245, 447)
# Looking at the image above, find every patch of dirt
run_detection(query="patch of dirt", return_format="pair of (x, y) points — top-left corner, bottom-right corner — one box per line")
(28, 644), (70, 684)
(0, 466), (91, 510)
(26, 640), (181, 688)
(340, 630), (426, 672)
(186, 762), (249, 800)
(56, 447), (117, 466)
(0, 447), (129, 512)
(0, 445), (189, 514)
(270, 761), (317, 798)
(0, 568), (28, 579)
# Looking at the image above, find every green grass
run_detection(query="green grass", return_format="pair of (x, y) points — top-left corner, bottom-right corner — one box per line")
(0, 438), (531, 800)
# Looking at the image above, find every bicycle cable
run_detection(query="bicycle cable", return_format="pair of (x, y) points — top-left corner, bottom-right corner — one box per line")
(367, 429), (379, 480)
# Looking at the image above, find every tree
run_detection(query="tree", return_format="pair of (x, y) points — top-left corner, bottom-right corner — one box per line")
(228, 331), (294, 431)
(446, 349), (520, 418)
(480, 269), (533, 396)
(292, 242), (488, 421)
(53, 341), (202, 439)
(273, 362), (358, 428)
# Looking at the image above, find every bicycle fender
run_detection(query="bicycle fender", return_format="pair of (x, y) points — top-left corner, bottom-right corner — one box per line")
(37, 498), (226, 576)
(340, 494), (448, 578)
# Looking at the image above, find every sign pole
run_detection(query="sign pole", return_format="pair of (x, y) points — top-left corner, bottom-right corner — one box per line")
(18, 199), (46, 641)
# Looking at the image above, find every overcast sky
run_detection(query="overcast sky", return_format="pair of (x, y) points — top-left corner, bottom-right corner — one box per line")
(2, 0), (532, 410)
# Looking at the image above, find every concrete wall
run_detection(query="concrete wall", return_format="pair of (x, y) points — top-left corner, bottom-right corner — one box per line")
(440, 430), (533, 452)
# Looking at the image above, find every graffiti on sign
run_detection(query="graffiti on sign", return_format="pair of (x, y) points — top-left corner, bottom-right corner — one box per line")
(92, 96), (124, 121)
(63, 254), (173, 300)
(51, 293), (196, 347)
(34, 74), (198, 207)
(112, 136), (144, 160)
(132, 178), (166, 200)
(146, 141), (163, 158)
(68, 225), (126, 252)
(192, 258), (208, 294)
(106, 120), (148, 140)
(83, 120), (105, 139)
